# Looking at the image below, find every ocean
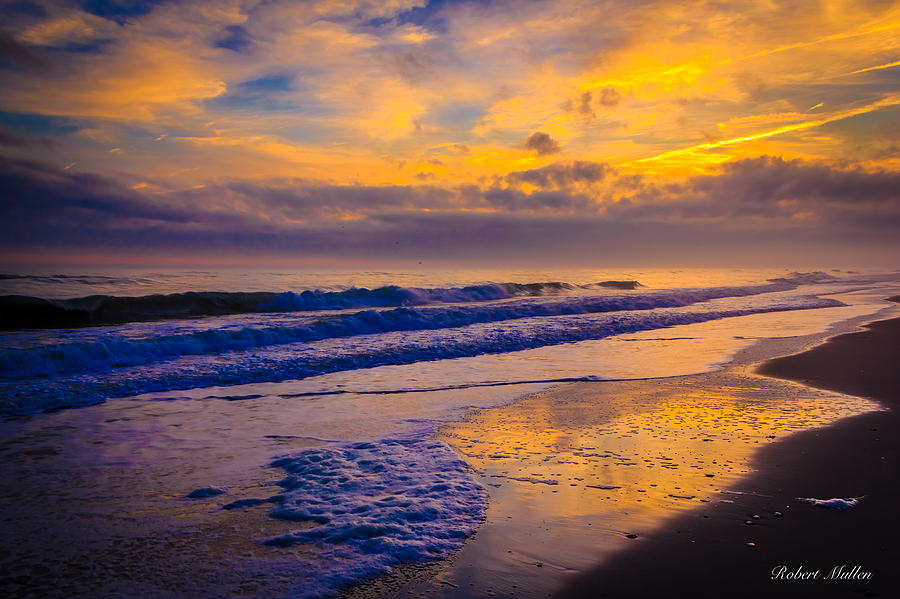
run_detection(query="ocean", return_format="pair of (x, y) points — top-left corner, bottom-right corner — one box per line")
(1, 267), (899, 597)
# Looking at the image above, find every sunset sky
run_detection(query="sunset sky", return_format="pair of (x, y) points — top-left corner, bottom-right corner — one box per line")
(1, 0), (899, 266)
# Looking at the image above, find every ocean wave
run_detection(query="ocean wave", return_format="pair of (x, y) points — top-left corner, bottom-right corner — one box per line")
(0, 292), (278, 330)
(0, 281), (800, 379)
(767, 271), (840, 285)
(0, 295), (844, 415)
(0, 282), (577, 330)
(258, 281), (575, 312)
(0, 271), (846, 331)
(587, 280), (644, 290)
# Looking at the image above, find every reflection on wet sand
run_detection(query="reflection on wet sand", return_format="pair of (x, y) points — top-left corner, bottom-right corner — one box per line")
(408, 370), (879, 598)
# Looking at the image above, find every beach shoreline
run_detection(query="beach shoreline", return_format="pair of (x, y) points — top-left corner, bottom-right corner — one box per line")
(340, 300), (899, 599)
(558, 309), (900, 598)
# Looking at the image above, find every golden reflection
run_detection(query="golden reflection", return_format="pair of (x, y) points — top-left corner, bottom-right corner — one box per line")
(438, 371), (879, 574)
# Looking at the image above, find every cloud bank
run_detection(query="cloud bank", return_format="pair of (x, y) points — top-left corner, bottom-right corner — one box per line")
(2, 153), (896, 265)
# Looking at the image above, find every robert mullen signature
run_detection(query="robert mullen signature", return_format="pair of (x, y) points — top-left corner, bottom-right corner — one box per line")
(771, 565), (872, 581)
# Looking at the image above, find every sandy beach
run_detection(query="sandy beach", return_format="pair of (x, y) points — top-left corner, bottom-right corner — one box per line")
(558, 311), (900, 598)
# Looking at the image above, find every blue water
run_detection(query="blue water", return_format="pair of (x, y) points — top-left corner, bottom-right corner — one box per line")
(0, 268), (884, 415)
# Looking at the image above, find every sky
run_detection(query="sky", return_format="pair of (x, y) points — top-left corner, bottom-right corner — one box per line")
(1, 0), (899, 267)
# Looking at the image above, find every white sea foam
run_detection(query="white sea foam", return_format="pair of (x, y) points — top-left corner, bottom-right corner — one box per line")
(0, 271), (896, 417)
(222, 435), (487, 598)
(798, 496), (861, 510)
(258, 281), (575, 312)
(0, 295), (844, 415)
(0, 282), (834, 379)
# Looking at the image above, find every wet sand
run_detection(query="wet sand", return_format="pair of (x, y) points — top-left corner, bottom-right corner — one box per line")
(559, 313), (900, 598)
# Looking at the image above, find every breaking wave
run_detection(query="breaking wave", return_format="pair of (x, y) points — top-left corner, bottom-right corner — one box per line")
(0, 295), (844, 415)
(0, 282), (578, 330)
(1, 281), (807, 379)
(0, 271), (843, 331)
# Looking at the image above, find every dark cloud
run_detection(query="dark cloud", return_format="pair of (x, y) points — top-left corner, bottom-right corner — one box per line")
(0, 125), (60, 149)
(694, 156), (900, 226)
(2, 1), (49, 18)
(387, 49), (435, 84)
(702, 157), (900, 204)
(733, 71), (767, 100)
(214, 25), (252, 52)
(0, 31), (49, 71)
(565, 91), (594, 117)
(2, 155), (897, 265)
(608, 157), (900, 229)
(220, 179), (457, 218)
(378, 0), (473, 34)
(0, 111), (80, 140)
(596, 86), (620, 107)
(80, 0), (172, 23)
(0, 156), (247, 247)
(0, 125), (29, 146)
(577, 92), (593, 115)
(524, 131), (560, 155)
(483, 188), (596, 212)
(506, 161), (610, 189)
(351, 210), (897, 266)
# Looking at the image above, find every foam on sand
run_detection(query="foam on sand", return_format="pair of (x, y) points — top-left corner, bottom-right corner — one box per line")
(798, 496), (861, 510)
(223, 435), (487, 599)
